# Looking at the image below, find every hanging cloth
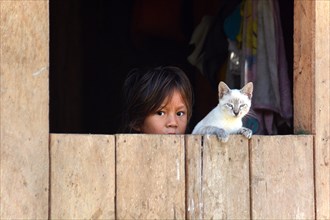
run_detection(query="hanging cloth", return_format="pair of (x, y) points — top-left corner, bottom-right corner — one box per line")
(239, 0), (292, 134)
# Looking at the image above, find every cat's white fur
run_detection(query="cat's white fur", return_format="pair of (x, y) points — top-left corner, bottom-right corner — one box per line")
(192, 81), (253, 142)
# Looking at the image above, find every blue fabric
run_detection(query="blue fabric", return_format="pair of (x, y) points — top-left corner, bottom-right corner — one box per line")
(224, 5), (242, 41)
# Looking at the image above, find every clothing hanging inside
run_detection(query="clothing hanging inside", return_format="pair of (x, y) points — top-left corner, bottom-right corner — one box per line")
(188, 0), (293, 134)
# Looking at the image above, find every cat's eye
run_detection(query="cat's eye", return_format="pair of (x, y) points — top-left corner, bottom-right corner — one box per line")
(226, 103), (233, 109)
(240, 104), (247, 109)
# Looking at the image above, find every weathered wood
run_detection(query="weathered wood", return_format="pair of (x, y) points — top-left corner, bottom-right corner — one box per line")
(116, 134), (185, 219)
(314, 1), (330, 219)
(186, 135), (203, 220)
(50, 134), (115, 219)
(187, 135), (250, 219)
(294, 0), (330, 218)
(0, 1), (49, 219)
(250, 135), (314, 219)
(293, 0), (315, 134)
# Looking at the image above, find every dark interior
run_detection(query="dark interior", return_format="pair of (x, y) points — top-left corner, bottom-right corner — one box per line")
(50, 0), (293, 134)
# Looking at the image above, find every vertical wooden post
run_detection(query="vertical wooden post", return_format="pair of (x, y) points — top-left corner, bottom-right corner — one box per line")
(314, 1), (330, 219)
(293, 0), (315, 134)
(294, 0), (330, 218)
(0, 0), (49, 218)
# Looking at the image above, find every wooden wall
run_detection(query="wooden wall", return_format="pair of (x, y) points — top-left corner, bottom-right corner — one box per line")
(50, 134), (115, 219)
(294, 1), (330, 219)
(314, 2), (330, 219)
(0, 0), (329, 219)
(47, 134), (314, 219)
(0, 1), (49, 219)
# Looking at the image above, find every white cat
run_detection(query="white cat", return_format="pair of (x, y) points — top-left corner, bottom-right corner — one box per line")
(192, 81), (253, 142)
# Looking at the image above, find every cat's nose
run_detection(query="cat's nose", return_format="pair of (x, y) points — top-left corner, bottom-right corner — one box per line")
(234, 111), (239, 116)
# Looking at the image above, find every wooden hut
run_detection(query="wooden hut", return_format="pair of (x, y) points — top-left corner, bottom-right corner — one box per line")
(0, 0), (329, 219)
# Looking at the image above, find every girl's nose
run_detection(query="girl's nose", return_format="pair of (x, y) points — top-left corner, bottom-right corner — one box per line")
(167, 114), (178, 127)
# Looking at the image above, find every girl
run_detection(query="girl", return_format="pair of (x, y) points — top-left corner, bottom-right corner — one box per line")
(120, 66), (193, 134)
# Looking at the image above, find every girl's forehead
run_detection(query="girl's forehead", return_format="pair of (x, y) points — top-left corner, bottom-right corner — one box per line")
(162, 90), (186, 106)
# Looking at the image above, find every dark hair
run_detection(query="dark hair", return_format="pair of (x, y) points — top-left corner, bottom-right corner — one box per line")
(120, 66), (193, 133)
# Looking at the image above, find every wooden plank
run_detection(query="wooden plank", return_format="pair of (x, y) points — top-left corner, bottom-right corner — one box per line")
(293, 0), (315, 134)
(202, 135), (250, 219)
(0, 1), (49, 219)
(186, 135), (203, 220)
(294, 0), (329, 217)
(187, 135), (250, 219)
(50, 134), (115, 219)
(250, 135), (314, 219)
(315, 1), (330, 219)
(116, 134), (185, 219)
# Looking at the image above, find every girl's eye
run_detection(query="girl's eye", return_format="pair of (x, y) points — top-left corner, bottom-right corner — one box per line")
(156, 111), (165, 116)
(176, 111), (185, 117)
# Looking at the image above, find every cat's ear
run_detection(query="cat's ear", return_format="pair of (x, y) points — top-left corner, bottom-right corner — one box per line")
(240, 82), (253, 99)
(218, 81), (230, 98)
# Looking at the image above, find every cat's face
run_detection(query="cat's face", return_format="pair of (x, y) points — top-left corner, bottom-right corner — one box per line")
(218, 82), (253, 118)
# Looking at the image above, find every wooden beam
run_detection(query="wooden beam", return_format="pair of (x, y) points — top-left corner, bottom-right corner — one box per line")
(294, 0), (330, 218)
(314, 1), (330, 219)
(293, 0), (315, 134)
(0, 1), (49, 218)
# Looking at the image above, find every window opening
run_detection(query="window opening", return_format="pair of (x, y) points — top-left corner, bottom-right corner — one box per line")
(50, 0), (293, 135)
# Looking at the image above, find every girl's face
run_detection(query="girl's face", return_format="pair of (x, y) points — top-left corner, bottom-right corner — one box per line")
(138, 90), (188, 134)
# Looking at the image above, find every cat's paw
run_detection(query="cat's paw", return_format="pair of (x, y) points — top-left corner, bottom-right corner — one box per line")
(215, 128), (229, 143)
(239, 127), (253, 139)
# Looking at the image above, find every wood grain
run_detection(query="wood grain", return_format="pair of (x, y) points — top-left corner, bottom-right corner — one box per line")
(186, 135), (203, 219)
(314, 1), (330, 218)
(116, 134), (185, 219)
(250, 135), (314, 219)
(293, 0), (315, 134)
(0, 1), (49, 218)
(50, 134), (115, 219)
(187, 135), (250, 219)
